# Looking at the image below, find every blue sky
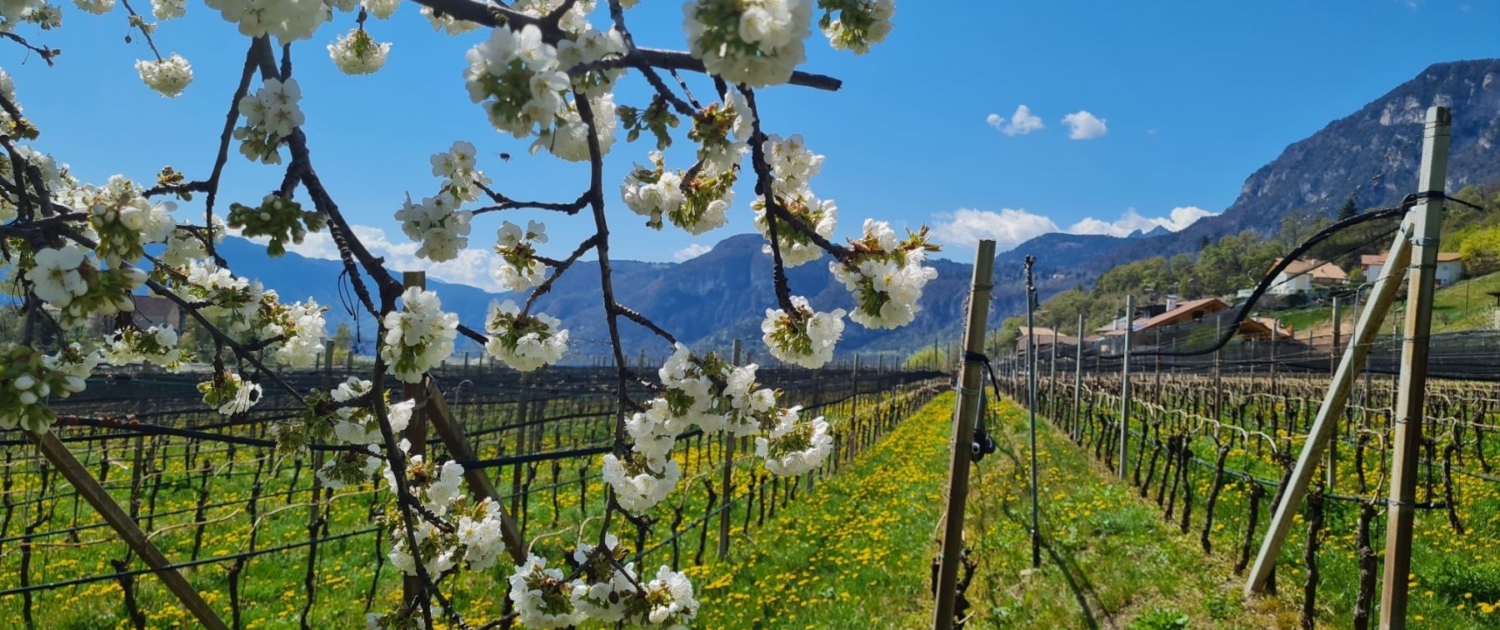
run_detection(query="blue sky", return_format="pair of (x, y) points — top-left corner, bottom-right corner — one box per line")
(8, 0), (1499, 290)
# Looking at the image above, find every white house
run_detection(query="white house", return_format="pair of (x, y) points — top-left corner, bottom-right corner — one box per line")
(1269, 258), (1348, 296)
(1361, 252), (1464, 286)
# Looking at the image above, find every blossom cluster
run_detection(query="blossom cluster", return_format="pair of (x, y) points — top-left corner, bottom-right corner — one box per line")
(395, 142), (488, 263)
(86, 175), (176, 266)
(606, 344), (807, 512)
(328, 27), (392, 75)
(683, 0), (813, 87)
(761, 295), (846, 369)
(483, 300), (568, 372)
(829, 219), (938, 329)
(620, 95), (754, 235)
(295, 377), (414, 489)
(176, 260), (325, 366)
(203, 0), (337, 42)
(180, 260), (265, 333)
(226, 193), (325, 257)
(234, 77), (304, 164)
(818, 0), (897, 54)
(751, 134), (837, 267)
(150, 0), (185, 20)
(532, 93), (617, 162)
(493, 220), (548, 292)
(380, 444), (513, 580)
(198, 370), (262, 416)
(105, 325), (183, 370)
(23, 244), (149, 326)
(380, 287), (459, 383)
(510, 538), (699, 629)
(464, 25), (570, 139)
(135, 54), (194, 98)
(755, 406), (833, 475)
(0, 343), (100, 433)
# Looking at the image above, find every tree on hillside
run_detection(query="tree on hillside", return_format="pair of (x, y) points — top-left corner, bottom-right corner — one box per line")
(1337, 196), (1358, 221)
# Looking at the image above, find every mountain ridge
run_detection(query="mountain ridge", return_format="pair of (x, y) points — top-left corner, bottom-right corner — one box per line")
(221, 58), (1500, 358)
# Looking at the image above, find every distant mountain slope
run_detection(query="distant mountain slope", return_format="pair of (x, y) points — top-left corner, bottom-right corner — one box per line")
(996, 58), (1500, 312)
(218, 59), (1500, 356)
(219, 234), (980, 360)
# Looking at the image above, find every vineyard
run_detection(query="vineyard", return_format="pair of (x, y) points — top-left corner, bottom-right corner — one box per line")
(0, 364), (942, 628)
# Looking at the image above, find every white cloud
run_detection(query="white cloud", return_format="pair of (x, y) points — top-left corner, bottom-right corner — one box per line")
(1061, 110), (1108, 140)
(673, 243), (712, 262)
(1066, 206), (1217, 237)
(928, 205), (1218, 254)
(929, 208), (1060, 252)
(986, 105), (1045, 136)
(247, 225), (507, 293)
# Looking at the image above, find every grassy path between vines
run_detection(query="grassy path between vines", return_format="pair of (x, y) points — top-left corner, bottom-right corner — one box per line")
(696, 392), (1302, 629)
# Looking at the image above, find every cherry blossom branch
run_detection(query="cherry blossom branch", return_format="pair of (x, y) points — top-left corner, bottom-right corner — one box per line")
(570, 89), (639, 456)
(365, 351), (438, 630)
(471, 182), (591, 215)
(199, 38), (265, 256)
(0, 31), (60, 66)
(117, 0), (164, 62)
(742, 87), (851, 260)
(610, 303), (679, 346)
(409, 0), (842, 91)
(522, 234), (598, 314)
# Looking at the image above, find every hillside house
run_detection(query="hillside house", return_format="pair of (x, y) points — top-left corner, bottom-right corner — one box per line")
(1269, 258), (1348, 296)
(1114, 297), (1291, 348)
(1361, 251), (1464, 286)
(1014, 327), (1079, 355)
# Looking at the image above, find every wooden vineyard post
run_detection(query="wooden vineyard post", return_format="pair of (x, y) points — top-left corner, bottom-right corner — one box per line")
(424, 377), (528, 565)
(1024, 256), (1041, 569)
(1074, 314), (1084, 436)
(1213, 318), (1224, 422)
(1049, 328), (1058, 423)
(25, 430), (230, 630)
(1120, 295), (1134, 479)
(718, 340), (741, 560)
(402, 271), (430, 606)
(1245, 106), (1449, 606)
(1328, 298), (1341, 491)
(1380, 106), (1450, 630)
(932, 239), (996, 630)
(1246, 216), (1414, 596)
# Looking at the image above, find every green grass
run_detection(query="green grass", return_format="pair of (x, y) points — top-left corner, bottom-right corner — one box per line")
(698, 393), (1311, 629)
(1275, 306), (1333, 333)
(1276, 270), (1500, 335)
(0, 385), (933, 629)
(1430, 271), (1500, 332)
(962, 398), (1301, 629)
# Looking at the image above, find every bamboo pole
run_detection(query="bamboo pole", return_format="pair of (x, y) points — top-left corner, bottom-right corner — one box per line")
(932, 240), (996, 630)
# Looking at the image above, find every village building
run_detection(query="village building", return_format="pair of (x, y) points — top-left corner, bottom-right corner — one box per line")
(1268, 258), (1348, 296)
(1361, 251), (1464, 286)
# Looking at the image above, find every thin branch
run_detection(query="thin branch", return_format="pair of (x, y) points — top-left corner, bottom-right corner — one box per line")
(0, 31), (60, 66)
(742, 87), (851, 261)
(523, 234), (599, 314)
(610, 303), (678, 346)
